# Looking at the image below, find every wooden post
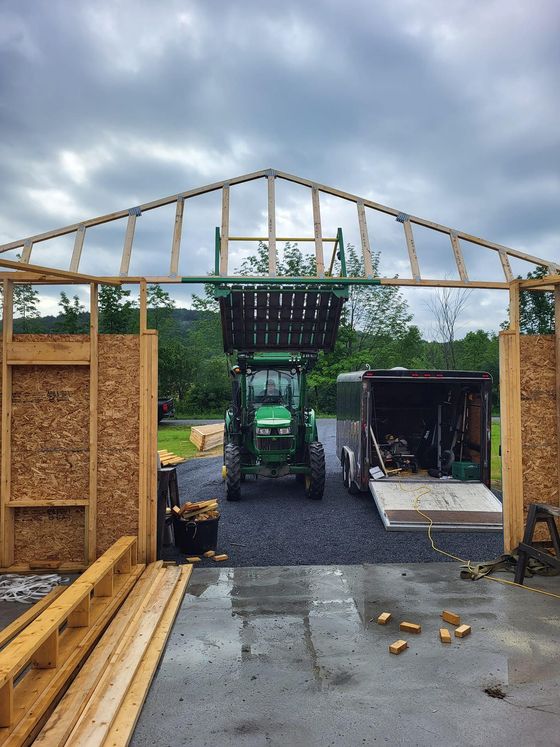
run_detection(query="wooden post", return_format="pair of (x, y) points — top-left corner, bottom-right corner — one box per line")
(357, 201), (374, 278)
(220, 185), (230, 276)
(147, 331), (158, 562)
(138, 280), (148, 563)
(450, 232), (469, 282)
(170, 197), (184, 277)
(555, 287), (560, 504)
(499, 249), (514, 282)
(21, 240), (33, 263)
(1, 280), (14, 567)
(311, 186), (324, 276)
(69, 226), (86, 272)
(499, 328), (524, 552)
(139, 280), (148, 334)
(87, 283), (98, 563)
(120, 210), (139, 276)
(509, 280), (520, 330)
(267, 174), (277, 276)
(399, 216), (420, 281)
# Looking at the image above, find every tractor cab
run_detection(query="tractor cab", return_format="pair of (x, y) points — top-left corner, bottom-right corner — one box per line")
(216, 282), (347, 501)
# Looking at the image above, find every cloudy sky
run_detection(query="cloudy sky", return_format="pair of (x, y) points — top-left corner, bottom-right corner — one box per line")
(0, 0), (558, 335)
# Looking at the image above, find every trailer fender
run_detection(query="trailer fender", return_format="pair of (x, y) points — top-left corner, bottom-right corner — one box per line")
(341, 447), (357, 484)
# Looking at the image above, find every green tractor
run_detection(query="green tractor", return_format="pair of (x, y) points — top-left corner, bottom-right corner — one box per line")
(216, 283), (347, 502)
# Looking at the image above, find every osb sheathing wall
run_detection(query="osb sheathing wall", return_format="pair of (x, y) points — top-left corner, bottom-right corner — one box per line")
(520, 335), (559, 539)
(0, 334), (154, 568)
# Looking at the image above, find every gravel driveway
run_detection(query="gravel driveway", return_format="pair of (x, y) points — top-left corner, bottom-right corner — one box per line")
(167, 419), (503, 566)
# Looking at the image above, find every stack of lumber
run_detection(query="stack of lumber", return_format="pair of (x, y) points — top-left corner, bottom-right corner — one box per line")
(0, 536), (142, 745)
(35, 561), (191, 746)
(158, 449), (186, 466)
(189, 423), (223, 452)
(172, 498), (219, 522)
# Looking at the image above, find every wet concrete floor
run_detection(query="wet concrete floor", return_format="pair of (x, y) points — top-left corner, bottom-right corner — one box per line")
(132, 563), (560, 746)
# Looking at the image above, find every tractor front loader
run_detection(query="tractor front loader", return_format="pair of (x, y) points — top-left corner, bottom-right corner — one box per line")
(216, 282), (348, 501)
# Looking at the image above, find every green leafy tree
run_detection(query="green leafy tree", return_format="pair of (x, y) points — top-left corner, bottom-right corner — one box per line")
(519, 266), (555, 334)
(98, 286), (136, 333)
(57, 292), (86, 333)
(147, 284), (175, 331)
(13, 284), (40, 332)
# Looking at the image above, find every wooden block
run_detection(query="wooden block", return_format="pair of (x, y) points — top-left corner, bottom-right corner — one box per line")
(389, 639), (408, 655)
(455, 624), (472, 638)
(213, 554), (228, 561)
(399, 621), (421, 634)
(171, 506), (182, 516)
(441, 610), (461, 626)
(203, 550), (215, 558)
(186, 557), (200, 563)
(32, 629), (59, 669)
(439, 628), (452, 644)
(377, 612), (392, 625)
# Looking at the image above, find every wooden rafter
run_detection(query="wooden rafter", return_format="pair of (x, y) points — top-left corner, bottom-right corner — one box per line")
(0, 167), (556, 286)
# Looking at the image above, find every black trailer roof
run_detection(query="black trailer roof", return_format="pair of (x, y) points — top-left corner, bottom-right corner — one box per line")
(216, 284), (348, 354)
(337, 369), (492, 383)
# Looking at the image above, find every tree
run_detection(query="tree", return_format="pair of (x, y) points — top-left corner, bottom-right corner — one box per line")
(98, 286), (136, 333)
(57, 292), (86, 333)
(426, 287), (472, 368)
(13, 284), (40, 332)
(519, 266), (555, 334)
(147, 284), (175, 331)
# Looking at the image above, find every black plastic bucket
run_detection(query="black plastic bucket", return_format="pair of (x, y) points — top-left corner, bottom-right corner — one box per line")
(173, 516), (219, 555)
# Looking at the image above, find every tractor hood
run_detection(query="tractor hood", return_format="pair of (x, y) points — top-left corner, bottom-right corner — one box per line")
(255, 405), (292, 428)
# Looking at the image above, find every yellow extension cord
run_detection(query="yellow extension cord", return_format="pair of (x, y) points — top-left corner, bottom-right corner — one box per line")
(397, 480), (560, 602)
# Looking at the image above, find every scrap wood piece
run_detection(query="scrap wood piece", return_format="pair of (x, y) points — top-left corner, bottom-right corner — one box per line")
(455, 624), (472, 638)
(2, 565), (144, 746)
(389, 639), (408, 655)
(441, 610), (461, 626)
(66, 566), (182, 746)
(213, 554), (228, 562)
(439, 628), (452, 644)
(186, 557), (200, 563)
(203, 550), (216, 558)
(34, 562), (164, 747)
(399, 621), (421, 634)
(377, 612), (392, 625)
(104, 566), (192, 747)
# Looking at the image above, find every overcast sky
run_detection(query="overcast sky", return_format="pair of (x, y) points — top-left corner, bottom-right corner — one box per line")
(0, 0), (558, 336)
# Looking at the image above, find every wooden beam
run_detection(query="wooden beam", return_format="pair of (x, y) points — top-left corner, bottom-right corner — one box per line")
(169, 197), (184, 277)
(20, 241), (33, 263)
(499, 330), (524, 552)
(6, 340), (90, 365)
(0, 587), (66, 649)
(0, 169), (269, 253)
(139, 280), (148, 334)
(556, 287), (560, 509)
(450, 232), (469, 282)
(88, 283), (98, 564)
(499, 249), (514, 282)
(120, 209), (139, 277)
(357, 201), (374, 277)
(1, 280), (14, 568)
(69, 226), (86, 272)
(520, 273), (560, 289)
(220, 185), (230, 276)
(509, 280), (520, 331)
(400, 216), (420, 280)
(311, 186), (324, 276)
(0, 257), (119, 285)
(267, 174), (277, 276)
(147, 332), (158, 562)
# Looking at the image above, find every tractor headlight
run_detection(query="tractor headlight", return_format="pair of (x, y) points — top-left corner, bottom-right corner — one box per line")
(278, 427), (292, 435)
(256, 427), (271, 435)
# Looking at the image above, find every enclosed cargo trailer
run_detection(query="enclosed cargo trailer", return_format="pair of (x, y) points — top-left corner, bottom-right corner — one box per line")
(336, 369), (502, 531)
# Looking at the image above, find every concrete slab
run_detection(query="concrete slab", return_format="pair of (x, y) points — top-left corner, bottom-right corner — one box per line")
(132, 564), (560, 747)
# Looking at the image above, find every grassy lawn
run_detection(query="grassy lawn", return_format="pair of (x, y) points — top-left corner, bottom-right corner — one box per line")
(158, 425), (221, 459)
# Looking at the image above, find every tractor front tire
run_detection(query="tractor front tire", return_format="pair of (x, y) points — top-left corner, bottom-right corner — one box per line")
(305, 442), (325, 500)
(225, 443), (242, 502)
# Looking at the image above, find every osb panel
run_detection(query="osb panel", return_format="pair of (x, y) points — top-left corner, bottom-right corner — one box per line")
(14, 507), (85, 563)
(520, 335), (558, 540)
(96, 335), (140, 556)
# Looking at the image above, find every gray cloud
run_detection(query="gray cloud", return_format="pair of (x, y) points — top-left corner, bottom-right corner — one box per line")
(0, 0), (558, 332)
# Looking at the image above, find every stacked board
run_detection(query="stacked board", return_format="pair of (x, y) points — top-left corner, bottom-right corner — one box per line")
(190, 424), (223, 452)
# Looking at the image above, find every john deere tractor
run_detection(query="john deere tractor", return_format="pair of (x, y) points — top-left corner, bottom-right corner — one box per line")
(216, 282), (347, 501)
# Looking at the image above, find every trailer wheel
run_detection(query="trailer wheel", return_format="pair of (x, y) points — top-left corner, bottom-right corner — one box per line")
(305, 442), (325, 500)
(225, 443), (241, 501)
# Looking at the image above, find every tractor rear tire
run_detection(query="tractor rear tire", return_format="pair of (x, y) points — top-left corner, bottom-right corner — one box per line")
(305, 442), (325, 500)
(225, 443), (242, 501)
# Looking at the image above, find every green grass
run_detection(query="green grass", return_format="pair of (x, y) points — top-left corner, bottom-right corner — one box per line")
(491, 421), (501, 489)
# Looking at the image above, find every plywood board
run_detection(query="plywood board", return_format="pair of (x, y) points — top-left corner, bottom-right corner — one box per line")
(520, 335), (559, 540)
(369, 480), (502, 531)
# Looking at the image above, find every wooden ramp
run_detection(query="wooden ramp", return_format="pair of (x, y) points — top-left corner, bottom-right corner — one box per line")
(369, 480), (503, 531)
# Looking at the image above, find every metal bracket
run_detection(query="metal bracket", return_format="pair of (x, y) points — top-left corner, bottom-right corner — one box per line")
(396, 213), (409, 224)
(129, 207), (142, 217)
(265, 169), (277, 177)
